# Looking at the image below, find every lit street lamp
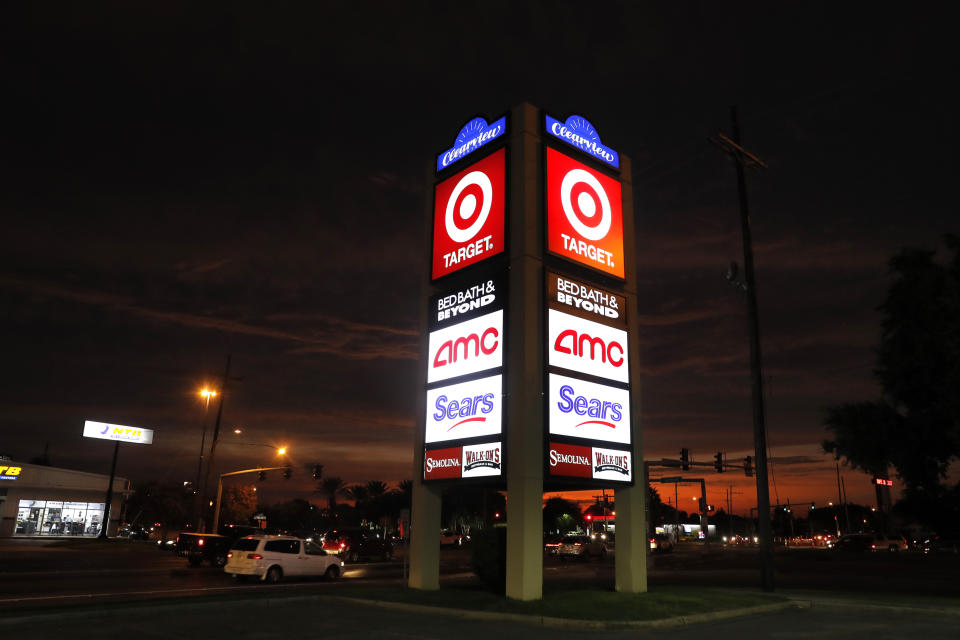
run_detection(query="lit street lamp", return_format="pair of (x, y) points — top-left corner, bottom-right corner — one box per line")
(192, 387), (218, 528)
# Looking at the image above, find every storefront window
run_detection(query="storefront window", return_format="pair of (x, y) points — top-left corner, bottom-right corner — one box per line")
(16, 500), (105, 536)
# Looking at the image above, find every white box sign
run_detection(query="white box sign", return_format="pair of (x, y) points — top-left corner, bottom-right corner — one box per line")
(83, 420), (154, 445)
(425, 375), (503, 444)
(427, 310), (503, 383)
(548, 309), (628, 383)
(547, 373), (630, 445)
(462, 442), (502, 478)
(591, 446), (632, 482)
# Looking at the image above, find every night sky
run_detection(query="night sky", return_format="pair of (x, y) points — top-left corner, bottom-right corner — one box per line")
(2, 3), (954, 513)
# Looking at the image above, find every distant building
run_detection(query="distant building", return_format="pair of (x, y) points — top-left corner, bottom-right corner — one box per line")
(0, 461), (131, 538)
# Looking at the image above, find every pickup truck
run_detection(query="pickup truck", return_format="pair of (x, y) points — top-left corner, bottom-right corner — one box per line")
(176, 526), (262, 567)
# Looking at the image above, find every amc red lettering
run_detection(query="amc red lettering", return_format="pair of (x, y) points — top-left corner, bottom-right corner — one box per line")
(553, 330), (624, 367)
(433, 327), (499, 368)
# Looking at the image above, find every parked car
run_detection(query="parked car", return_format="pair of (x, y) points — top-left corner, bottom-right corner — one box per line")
(439, 530), (462, 546)
(322, 530), (393, 562)
(176, 525), (263, 567)
(543, 535), (564, 555)
(557, 534), (610, 560)
(831, 533), (908, 552)
(649, 533), (674, 553)
(225, 535), (342, 583)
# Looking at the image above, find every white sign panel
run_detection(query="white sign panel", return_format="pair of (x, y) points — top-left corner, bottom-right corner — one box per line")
(592, 447), (632, 482)
(548, 309), (628, 383)
(548, 373), (630, 445)
(462, 441), (502, 478)
(425, 375), (503, 444)
(83, 420), (154, 445)
(427, 310), (503, 383)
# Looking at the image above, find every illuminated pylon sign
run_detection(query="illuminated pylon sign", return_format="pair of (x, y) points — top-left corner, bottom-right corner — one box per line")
(432, 147), (506, 280)
(546, 147), (624, 279)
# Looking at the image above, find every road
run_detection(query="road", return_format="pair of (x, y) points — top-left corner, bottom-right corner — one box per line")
(2, 540), (958, 612)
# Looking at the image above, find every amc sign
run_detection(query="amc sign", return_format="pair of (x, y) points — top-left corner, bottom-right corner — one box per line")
(548, 373), (631, 445)
(427, 310), (503, 384)
(548, 309), (628, 383)
(83, 420), (154, 445)
(432, 148), (506, 280)
(546, 147), (624, 279)
(425, 375), (502, 444)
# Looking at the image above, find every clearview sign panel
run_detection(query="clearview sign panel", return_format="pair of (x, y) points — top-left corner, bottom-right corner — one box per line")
(544, 114), (619, 170)
(437, 116), (507, 173)
(546, 147), (624, 279)
(432, 147), (506, 280)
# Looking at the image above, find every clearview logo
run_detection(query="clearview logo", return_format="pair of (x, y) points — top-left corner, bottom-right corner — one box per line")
(437, 116), (506, 172)
(545, 114), (619, 169)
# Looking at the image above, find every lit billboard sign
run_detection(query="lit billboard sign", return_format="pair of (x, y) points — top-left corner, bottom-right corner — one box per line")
(0, 465), (22, 481)
(547, 271), (625, 327)
(544, 114), (619, 170)
(548, 309), (628, 383)
(425, 375), (502, 444)
(546, 147), (624, 279)
(430, 275), (506, 331)
(437, 116), (507, 172)
(423, 442), (502, 481)
(424, 446), (462, 481)
(462, 442), (502, 478)
(548, 373), (630, 445)
(432, 147), (506, 280)
(548, 442), (632, 482)
(83, 420), (154, 445)
(427, 310), (503, 384)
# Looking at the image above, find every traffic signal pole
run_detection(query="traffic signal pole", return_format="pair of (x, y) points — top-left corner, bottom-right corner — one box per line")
(212, 465), (290, 532)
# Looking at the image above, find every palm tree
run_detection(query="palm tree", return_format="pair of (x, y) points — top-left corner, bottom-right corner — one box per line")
(365, 480), (388, 499)
(319, 476), (346, 514)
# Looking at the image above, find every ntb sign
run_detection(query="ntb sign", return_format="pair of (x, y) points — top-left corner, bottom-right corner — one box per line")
(83, 420), (154, 445)
(546, 147), (624, 279)
(432, 148), (506, 280)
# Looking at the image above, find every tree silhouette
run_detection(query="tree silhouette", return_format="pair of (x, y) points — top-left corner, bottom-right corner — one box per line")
(319, 476), (346, 515)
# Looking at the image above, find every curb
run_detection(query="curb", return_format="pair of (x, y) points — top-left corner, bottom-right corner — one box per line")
(804, 598), (960, 618)
(323, 595), (811, 630)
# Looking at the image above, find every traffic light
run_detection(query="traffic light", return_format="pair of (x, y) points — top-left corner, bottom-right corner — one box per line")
(283, 467), (292, 480)
(312, 464), (323, 480)
(257, 471), (266, 481)
(743, 456), (753, 477)
(714, 452), (724, 473)
(680, 448), (690, 471)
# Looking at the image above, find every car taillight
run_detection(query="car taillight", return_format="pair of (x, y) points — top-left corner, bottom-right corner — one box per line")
(227, 552), (233, 558)
(574, 542), (582, 546)
(249, 553), (263, 560)
(871, 545), (876, 549)
(340, 542), (346, 548)
(198, 538), (204, 546)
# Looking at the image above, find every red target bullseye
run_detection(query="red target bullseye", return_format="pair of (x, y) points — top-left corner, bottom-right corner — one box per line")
(449, 182), (486, 234)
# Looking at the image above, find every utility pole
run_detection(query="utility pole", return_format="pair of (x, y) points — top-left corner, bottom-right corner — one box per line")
(200, 354), (231, 532)
(835, 462), (844, 535)
(713, 106), (774, 591)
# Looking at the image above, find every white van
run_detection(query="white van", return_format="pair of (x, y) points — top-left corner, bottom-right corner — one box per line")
(224, 535), (343, 583)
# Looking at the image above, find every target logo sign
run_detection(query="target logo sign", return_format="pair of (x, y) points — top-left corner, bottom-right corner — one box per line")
(432, 148), (506, 280)
(546, 147), (624, 279)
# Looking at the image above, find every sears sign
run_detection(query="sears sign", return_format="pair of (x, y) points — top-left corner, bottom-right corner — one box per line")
(548, 442), (632, 482)
(432, 147), (506, 280)
(548, 309), (628, 383)
(546, 147), (624, 279)
(548, 373), (631, 445)
(425, 375), (502, 444)
(427, 310), (503, 384)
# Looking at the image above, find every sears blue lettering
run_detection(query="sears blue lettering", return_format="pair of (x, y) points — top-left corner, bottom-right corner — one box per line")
(435, 392), (497, 421)
(556, 384), (622, 421)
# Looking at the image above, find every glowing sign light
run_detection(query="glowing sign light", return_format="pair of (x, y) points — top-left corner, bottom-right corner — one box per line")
(873, 477), (893, 487)
(548, 309), (629, 383)
(548, 373), (631, 445)
(432, 148), (506, 279)
(546, 147), (624, 279)
(425, 375), (503, 444)
(437, 116), (507, 172)
(427, 310), (503, 384)
(83, 420), (154, 445)
(545, 114), (619, 170)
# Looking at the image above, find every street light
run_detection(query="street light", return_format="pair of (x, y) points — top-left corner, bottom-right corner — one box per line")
(193, 386), (218, 527)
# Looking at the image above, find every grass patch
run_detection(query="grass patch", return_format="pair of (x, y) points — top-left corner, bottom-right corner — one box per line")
(333, 585), (786, 621)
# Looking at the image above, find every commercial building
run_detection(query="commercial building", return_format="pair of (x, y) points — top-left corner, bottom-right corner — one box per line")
(0, 460), (131, 538)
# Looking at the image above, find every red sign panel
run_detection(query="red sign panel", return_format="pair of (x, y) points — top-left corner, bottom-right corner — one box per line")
(424, 446), (462, 480)
(548, 442), (592, 478)
(432, 148), (506, 280)
(546, 147), (624, 279)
